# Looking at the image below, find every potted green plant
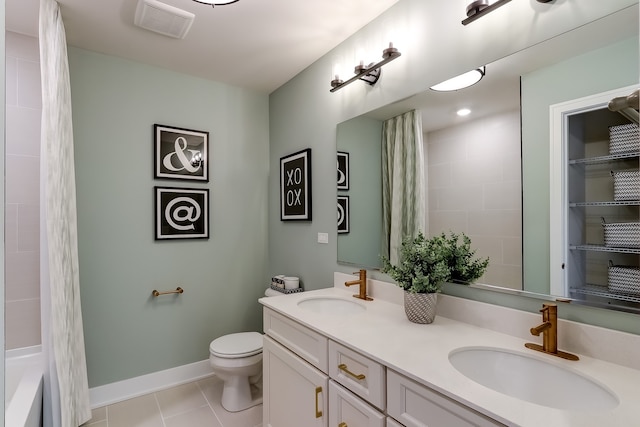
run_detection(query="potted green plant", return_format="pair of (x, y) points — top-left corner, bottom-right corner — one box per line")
(440, 231), (490, 284)
(381, 232), (449, 323)
(381, 231), (489, 324)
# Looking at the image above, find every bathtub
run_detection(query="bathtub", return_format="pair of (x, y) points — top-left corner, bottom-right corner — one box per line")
(5, 348), (43, 427)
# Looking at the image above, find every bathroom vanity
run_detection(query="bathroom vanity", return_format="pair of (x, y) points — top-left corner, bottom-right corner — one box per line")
(259, 274), (640, 427)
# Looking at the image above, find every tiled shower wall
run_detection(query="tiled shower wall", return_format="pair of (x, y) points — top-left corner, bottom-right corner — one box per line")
(5, 31), (42, 349)
(426, 109), (522, 290)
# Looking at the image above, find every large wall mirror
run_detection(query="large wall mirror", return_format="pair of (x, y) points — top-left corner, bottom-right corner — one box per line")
(337, 6), (639, 314)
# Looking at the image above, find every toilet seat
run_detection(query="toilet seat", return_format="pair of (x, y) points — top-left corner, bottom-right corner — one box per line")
(209, 332), (263, 359)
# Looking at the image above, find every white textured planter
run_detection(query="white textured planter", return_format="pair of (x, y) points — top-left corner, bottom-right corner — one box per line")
(403, 291), (438, 324)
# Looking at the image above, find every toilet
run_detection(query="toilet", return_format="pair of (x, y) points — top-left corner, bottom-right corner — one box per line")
(209, 288), (282, 412)
(209, 331), (264, 412)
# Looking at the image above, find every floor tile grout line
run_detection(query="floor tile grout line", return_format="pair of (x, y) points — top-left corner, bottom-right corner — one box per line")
(161, 403), (211, 422)
(196, 378), (225, 427)
(153, 392), (168, 427)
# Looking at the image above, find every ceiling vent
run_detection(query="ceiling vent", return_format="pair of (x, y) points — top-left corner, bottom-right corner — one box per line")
(134, 0), (195, 39)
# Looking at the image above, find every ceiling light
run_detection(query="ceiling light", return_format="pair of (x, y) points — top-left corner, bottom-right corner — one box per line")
(430, 66), (485, 92)
(457, 108), (471, 116)
(192, 0), (240, 7)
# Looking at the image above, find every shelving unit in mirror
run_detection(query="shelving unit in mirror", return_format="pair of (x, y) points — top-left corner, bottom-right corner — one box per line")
(552, 87), (639, 314)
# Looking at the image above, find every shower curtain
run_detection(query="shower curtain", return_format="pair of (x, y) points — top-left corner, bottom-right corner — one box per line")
(382, 110), (426, 264)
(39, 0), (92, 425)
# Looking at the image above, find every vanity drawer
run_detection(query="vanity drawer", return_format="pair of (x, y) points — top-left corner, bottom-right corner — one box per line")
(387, 370), (504, 427)
(329, 340), (385, 410)
(329, 381), (385, 427)
(263, 308), (328, 373)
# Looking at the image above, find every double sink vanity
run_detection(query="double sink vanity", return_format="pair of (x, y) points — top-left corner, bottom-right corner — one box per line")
(259, 272), (640, 427)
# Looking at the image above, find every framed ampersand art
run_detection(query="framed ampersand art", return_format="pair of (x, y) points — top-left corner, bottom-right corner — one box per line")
(155, 187), (209, 240)
(154, 124), (209, 182)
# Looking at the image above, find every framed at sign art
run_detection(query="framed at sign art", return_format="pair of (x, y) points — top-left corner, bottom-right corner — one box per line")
(280, 148), (312, 221)
(155, 187), (209, 240)
(154, 124), (209, 182)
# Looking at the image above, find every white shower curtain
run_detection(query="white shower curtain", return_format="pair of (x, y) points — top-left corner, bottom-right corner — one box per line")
(39, 0), (92, 425)
(382, 110), (426, 265)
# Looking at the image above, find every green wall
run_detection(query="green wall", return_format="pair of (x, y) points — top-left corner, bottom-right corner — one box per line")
(521, 36), (639, 295)
(268, 0), (640, 335)
(69, 48), (270, 387)
(336, 116), (383, 267)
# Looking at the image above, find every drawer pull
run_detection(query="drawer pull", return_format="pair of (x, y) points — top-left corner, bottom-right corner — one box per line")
(339, 423), (348, 427)
(338, 363), (366, 380)
(315, 386), (323, 418)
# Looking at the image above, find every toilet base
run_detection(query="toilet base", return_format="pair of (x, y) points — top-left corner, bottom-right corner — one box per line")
(221, 377), (263, 412)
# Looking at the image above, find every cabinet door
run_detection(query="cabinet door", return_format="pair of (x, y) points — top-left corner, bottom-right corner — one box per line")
(263, 336), (328, 427)
(329, 381), (385, 427)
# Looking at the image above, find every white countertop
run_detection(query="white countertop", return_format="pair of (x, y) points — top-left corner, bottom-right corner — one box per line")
(259, 286), (640, 427)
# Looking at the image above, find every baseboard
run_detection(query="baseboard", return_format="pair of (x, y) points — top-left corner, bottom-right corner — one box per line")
(89, 360), (214, 408)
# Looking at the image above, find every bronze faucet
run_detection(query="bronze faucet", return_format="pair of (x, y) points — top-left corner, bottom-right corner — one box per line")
(345, 269), (373, 301)
(525, 303), (578, 361)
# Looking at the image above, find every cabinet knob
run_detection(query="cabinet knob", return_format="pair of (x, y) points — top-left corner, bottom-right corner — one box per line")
(339, 423), (348, 427)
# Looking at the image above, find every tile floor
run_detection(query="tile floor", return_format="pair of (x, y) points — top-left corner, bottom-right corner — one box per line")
(81, 376), (262, 427)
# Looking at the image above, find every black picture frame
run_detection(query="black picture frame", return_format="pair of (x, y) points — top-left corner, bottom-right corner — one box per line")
(154, 124), (209, 182)
(337, 195), (350, 234)
(280, 148), (312, 221)
(155, 187), (209, 240)
(337, 151), (349, 190)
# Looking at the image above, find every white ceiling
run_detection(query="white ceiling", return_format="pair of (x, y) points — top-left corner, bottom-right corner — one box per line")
(6, 0), (401, 93)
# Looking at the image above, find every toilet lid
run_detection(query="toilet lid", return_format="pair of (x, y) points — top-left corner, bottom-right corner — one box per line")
(209, 332), (263, 358)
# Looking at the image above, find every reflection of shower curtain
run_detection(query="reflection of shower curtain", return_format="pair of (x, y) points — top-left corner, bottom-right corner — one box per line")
(39, 0), (91, 425)
(382, 110), (426, 264)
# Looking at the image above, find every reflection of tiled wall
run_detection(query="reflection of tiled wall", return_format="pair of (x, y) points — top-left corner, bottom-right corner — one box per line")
(5, 32), (42, 349)
(426, 110), (522, 289)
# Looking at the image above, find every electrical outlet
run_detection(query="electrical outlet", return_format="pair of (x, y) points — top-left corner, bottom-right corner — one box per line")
(317, 232), (329, 244)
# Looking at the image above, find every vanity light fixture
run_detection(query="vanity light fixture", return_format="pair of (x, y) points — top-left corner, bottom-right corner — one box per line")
(457, 108), (472, 117)
(463, 0), (554, 25)
(330, 43), (401, 93)
(430, 66), (485, 92)
(193, 0), (240, 7)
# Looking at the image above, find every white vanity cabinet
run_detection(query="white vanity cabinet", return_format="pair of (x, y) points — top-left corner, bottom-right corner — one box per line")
(263, 306), (504, 427)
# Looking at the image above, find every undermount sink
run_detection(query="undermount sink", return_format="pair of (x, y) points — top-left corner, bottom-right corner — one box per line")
(297, 296), (366, 315)
(449, 347), (618, 411)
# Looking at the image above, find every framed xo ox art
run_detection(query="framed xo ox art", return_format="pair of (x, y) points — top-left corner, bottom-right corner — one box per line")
(280, 148), (312, 221)
(155, 187), (209, 240)
(154, 124), (209, 182)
